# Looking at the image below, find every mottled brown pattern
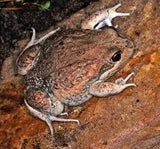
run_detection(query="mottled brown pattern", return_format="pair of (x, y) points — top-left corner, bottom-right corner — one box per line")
(25, 29), (133, 104)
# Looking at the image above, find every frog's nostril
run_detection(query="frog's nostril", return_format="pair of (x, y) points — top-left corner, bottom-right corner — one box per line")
(125, 39), (134, 48)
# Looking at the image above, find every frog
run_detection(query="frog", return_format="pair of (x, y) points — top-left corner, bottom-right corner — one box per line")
(15, 3), (135, 135)
(16, 27), (136, 135)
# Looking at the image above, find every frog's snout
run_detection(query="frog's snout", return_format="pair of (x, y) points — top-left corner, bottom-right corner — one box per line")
(125, 39), (134, 49)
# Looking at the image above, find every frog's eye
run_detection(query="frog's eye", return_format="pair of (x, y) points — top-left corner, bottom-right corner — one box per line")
(110, 50), (121, 62)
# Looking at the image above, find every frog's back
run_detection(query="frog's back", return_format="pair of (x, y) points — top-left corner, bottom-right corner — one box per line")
(25, 29), (119, 103)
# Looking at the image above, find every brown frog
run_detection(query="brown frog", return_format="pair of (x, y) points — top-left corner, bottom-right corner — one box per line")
(16, 27), (135, 135)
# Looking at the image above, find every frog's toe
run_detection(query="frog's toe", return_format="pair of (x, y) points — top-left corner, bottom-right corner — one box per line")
(35, 27), (60, 45)
(111, 3), (122, 10)
(22, 28), (37, 51)
(49, 115), (80, 126)
(24, 27), (60, 50)
(123, 72), (135, 84)
(108, 3), (130, 21)
(115, 72), (135, 85)
(59, 112), (69, 117)
(123, 83), (136, 88)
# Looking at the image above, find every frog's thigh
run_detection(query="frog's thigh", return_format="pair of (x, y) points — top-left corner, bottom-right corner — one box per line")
(25, 87), (64, 116)
(89, 80), (135, 97)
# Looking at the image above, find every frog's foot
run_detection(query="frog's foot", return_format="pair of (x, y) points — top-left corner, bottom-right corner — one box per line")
(49, 115), (80, 126)
(24, 87), (79, 135)
(24, 99), (55, 135)
(113, 72), (136, 90)
(89, 72), (136, 97)
(25, 99), (79, 135)
(115, 72), (135, 85)
(95, 3), (130, 30)
(24, 27), (60, 50)
(108, 3), (130, 19)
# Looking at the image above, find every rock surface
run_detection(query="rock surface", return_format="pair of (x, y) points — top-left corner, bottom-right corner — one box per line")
(0, 0), (160, 149)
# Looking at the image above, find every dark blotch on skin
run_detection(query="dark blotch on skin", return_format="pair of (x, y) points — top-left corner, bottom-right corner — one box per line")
(136, 99), (140, 103)
(135, 31), (141, 36)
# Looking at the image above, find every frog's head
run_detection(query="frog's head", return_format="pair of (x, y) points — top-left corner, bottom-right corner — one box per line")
(99, 34), (134, 80)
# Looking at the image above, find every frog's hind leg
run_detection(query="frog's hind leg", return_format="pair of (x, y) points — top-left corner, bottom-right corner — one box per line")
(24, 99), (80, 135)
(24, 27), (60, 50)
(23, 28), (36, 50)
(16, 27), (60, 75)
(24, 87), (79, 135)
(34, 27), (60, 45)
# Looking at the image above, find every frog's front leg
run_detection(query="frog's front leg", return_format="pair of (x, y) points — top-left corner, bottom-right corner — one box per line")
(24, 87), (79, 135)
(89, 72), (136, 97)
